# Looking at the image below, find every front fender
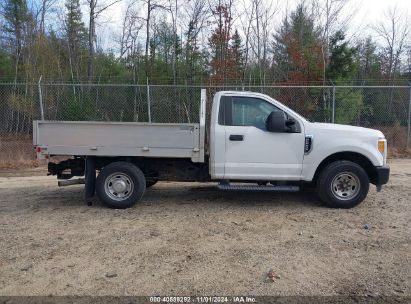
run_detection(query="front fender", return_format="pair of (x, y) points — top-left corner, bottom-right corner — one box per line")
(301, 137), (383, 181)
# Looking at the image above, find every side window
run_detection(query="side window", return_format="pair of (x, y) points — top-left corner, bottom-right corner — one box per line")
(231, 97), (281, 130)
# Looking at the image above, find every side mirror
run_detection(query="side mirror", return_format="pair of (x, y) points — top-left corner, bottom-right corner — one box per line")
(266, 111), (286, 132)
(286, 118), (296, 127)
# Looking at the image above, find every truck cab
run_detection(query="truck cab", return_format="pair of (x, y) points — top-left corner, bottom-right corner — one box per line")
(209, 91), (389, 208)
(35, 89), (390, 209)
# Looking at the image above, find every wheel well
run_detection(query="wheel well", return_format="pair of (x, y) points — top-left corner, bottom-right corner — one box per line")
(93, 156), (208, 182)
(313, 152), (377, 184)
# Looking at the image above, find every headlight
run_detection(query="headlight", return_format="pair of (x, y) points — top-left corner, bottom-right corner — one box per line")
(378, 139), (386, 154)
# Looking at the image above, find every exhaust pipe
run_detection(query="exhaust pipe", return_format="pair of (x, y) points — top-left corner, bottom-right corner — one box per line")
(58, 178), (85, 187)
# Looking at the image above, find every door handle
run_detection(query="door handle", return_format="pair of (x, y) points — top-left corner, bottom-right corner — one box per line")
(229, 134), (244, 141)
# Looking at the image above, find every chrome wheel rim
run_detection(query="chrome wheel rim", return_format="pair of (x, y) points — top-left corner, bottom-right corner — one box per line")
(331, 172), (360, 201)
(104, 173), (133, 201)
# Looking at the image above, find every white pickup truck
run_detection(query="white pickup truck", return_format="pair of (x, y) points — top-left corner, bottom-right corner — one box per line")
(33, 89), (390, 209)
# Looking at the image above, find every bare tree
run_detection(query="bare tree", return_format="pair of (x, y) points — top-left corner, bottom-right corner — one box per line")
(85, 0), (122, 79)
(182, 0), (209, 83)
(309, 0), (353, 116)
(238, 0), (255, 85)
(374, 7), (409, 82)
(37, 0), (57, 34)
(240, 0), (277, 85)
(311, 0), (353, 82)
(373, 7), (409, 111)
(407, 43), (411, 78)
(118, 0), (142, 60)
(139, 0), (168, 79)
(168, 0), (178, 85)
(117, 0), (145, 119)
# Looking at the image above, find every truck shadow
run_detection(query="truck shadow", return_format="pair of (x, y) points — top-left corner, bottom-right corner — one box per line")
(144, 183), (323, 208)
(29, 183), (323, 210)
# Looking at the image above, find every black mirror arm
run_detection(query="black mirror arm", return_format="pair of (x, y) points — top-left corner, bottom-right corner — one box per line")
(285, 118), (295, 127)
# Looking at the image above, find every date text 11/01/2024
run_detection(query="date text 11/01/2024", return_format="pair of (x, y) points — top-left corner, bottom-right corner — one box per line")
(149, 296), (257, 303)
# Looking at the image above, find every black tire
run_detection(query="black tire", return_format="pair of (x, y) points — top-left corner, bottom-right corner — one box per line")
(96, 162), (146, 209)
(146, 180), (158, 188)
(317, 160), (369, 208)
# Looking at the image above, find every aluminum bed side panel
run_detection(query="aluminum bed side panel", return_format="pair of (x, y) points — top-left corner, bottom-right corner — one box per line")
(34, 121), (202, 161)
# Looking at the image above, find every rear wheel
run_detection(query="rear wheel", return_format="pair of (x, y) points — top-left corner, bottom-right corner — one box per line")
(96, 162), (146, 209)
(317, 161), (369, 208)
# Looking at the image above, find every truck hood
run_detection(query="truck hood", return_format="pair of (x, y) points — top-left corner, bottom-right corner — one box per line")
(306, 122), (385, 139)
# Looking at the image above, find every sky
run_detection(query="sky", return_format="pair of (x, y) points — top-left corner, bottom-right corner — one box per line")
(350, 0), (410, 34)
(65, 0), (411, 52)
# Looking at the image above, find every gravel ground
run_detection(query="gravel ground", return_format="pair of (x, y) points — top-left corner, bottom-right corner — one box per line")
(0, 159), (410, 297)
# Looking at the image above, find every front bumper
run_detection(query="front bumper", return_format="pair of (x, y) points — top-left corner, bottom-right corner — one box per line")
(373, 166), (390, 191)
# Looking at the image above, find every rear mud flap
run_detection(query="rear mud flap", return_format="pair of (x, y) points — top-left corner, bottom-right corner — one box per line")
(85, 157), (96, 202)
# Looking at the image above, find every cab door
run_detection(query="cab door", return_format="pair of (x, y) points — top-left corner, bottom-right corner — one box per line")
(221, 96), (305, 180)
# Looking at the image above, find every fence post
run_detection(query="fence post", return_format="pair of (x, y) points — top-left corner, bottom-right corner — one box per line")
(332, 85), (336, 124)
(407, 84), (411, 148)
(38, 75), (44, 120)
(147, 77), (151, 123)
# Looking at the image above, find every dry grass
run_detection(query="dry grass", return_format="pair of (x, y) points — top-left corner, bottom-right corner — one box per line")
(378, 126), (408, 150)
(0, 134), (40, 169)
(388, 147), (411, 158)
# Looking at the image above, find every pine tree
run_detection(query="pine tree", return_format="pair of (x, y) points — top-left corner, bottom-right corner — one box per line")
(65, 0), (87, 51)
(0, 51), (14, 80)
(2, 0), (29, 50)
(356, 37), (382, 83)
(2, 0), (30, 80)
(271, 4), (325, 119)
(327, 31), (362, 124)
(184, 19), (202, 84)
(231, 29), (244, 81)
(271, 4), (324, 84)
(327, 31), (357, 81)
(64, 0), (88, 79)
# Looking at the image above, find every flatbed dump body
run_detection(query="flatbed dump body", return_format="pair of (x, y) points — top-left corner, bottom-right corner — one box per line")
(33, 90), (207, 163)
(33, 121), (203, 162)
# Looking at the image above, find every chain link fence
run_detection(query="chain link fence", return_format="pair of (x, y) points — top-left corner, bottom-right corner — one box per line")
(1, 83), (410, 167)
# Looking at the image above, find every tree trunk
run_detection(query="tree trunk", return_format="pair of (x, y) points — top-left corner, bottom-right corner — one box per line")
(88, 0), (95, 80)
(172, 0), (178, 85)
(145, 0), (151, 79)
(40, 0), (47, 34)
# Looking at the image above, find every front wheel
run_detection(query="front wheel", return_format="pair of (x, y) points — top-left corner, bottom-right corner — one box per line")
(96, 162), (146, 209)
(317, 161), (369, 208)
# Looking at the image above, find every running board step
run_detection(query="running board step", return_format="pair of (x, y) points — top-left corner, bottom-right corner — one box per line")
(217, 184), (300, 192)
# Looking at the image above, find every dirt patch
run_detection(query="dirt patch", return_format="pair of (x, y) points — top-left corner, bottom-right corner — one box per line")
(0, 160), (410, 296)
